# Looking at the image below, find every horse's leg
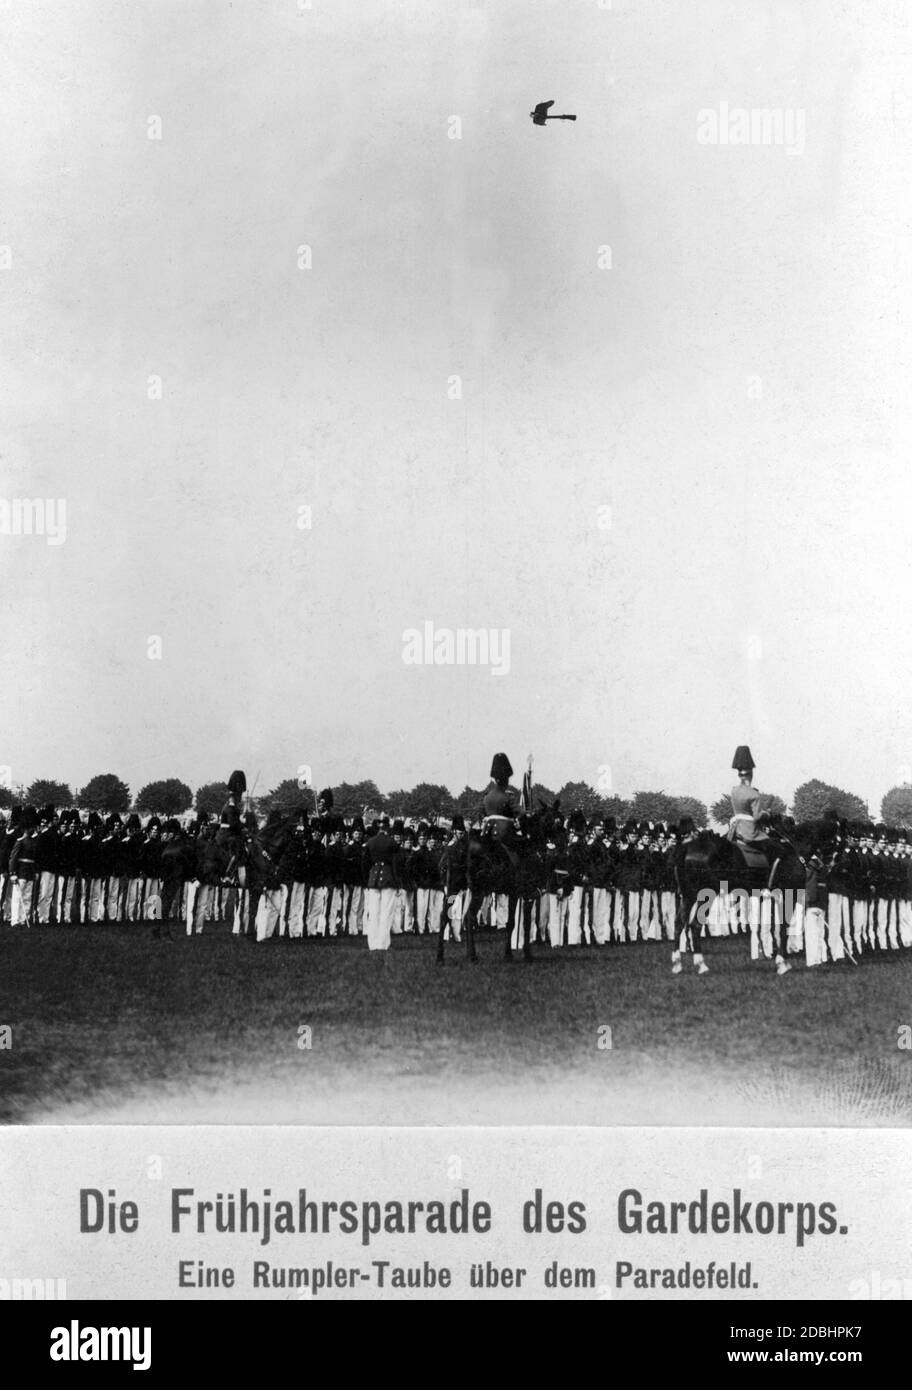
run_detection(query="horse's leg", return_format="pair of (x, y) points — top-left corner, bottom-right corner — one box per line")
(691, 893), (709, 973)
(503, 890), (515, 959)
(522, 895), (534, 961)
(465, 890), (478, 963)
(436, 895), (446, 963)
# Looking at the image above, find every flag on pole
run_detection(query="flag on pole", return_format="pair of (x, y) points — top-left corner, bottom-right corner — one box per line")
(520, 755), (533, 813)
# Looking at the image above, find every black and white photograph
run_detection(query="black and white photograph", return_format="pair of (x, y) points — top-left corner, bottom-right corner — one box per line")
(1, 0), (912, 1317)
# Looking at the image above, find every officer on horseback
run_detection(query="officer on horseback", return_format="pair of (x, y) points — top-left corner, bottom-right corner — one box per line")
(483, 752), (519, 841)
(728, 745), (764, 845)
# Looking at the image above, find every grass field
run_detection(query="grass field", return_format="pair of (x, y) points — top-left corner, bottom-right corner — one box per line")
(1, 922), (911, 1125)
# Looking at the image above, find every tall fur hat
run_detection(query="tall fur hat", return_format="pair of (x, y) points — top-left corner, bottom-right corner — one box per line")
(732, 745), (755, 772)
(490, 753), (513, 781)
(318, 787), (334, 809)
(227, 770), (247, 799)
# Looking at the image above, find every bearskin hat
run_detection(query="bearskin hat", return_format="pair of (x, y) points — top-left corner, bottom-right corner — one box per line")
(451, 813), (465, 831)
(732, 745), (755, 772)
(490, 752), (513, 782)
(318, 788), (334, 809)
(227, 770), (247, 799)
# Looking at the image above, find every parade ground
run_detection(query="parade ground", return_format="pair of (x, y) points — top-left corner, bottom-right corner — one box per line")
(2, 927), (911, 1127)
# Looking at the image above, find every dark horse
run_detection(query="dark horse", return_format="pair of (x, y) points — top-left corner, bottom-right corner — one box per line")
(437, 816), (546, 964)
(674, 827), (785, 963)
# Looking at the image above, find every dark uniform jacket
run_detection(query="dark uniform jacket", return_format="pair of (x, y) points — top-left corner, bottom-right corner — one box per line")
(363, 831), (398, 890)
(9, 832), (39, 880)
(439, 840), (467, 895)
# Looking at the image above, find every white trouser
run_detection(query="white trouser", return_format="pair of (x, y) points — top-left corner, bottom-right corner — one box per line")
(826, 893), (848, 961)
(143, 878), (162, 919)
(287, 881), (307, 938)
(899, 898), (912, 949)
(851, 898), (868, 954)
(393, 888), (415, 934)
(11, 879), (34, 925)
(590, 887), (611, 944)
(256, 885), (287, 941)
(624, 891), (641, 942)
(444, 891), (464, 942)
(365, 887), (395, 950)
(547, 893), (565, 946)
(36, 871), (57, 922)
(565, 886), (586, 945)
(106, 877), (125, 920)
(345, 884), (365, 935)
(415, 887), (432, 934)
(233, 888), (250, 936)
(58, 875), (80, 924)
(125, 877), (143, 921)
(305, 885), (328, 936)
(86, 879), (106, 922)
(184, 881), (200, 935)
(803, 905), (828, 967)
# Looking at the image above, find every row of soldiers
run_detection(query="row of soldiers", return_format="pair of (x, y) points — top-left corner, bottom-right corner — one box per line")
(3, 797), (912, 963)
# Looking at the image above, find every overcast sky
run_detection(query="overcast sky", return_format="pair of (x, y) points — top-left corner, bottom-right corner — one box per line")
(1, 0), (910, 813)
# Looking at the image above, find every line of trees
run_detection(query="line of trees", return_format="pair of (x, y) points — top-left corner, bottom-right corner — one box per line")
(0, 773), (901, 826)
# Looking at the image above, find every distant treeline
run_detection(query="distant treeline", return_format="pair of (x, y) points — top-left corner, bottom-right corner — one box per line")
(4, 773), (910, 828)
